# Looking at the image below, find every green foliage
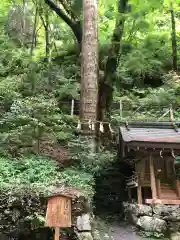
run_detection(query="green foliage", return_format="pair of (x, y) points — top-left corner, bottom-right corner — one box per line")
(113, 73), (180, 122)
(0, 155), (58, 187)
(69, 137), (116, 175)
(61, 168), (94, 196)
(0, 0), (179, 174)
(0, 153), (95, 237)
(0, 34), (80, 154)
(0, 94), (73, 155)
(0, 3), (179, 238)
(176, 156), (180, 164)
(117, 31), (171, 87)
(0, 155), (94, 197)
(71, 0), (83, 15)
(0, 185), (47, 236)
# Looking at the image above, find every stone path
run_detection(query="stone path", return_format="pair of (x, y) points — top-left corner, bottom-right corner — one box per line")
(109, 222), (158, 240)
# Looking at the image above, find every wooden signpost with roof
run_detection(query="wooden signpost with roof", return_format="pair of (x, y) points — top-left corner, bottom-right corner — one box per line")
(45, 193), (72, 240)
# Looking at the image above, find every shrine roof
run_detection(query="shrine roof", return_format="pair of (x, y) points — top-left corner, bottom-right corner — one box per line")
(119, 121), (180, 149)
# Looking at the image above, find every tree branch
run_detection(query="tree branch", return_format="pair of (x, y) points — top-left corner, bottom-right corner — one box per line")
(170, 5), (177, 71)
(45, 0), (74, 28)
(60, 0), (77, 20)
(44, 0), (82, 45)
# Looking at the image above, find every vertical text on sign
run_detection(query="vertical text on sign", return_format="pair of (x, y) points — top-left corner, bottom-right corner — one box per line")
(45, 195), (72, 228)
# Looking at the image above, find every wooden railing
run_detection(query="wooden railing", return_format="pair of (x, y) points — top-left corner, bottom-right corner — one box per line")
(126, 173), (138, 188)
(126, 171), (180, 200)
(175, 178), (180, 199)
(175, 171), (180, 199)
(126, 173), (151, 188)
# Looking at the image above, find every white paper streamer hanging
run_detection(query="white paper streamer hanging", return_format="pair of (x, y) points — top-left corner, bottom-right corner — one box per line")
(91, 122), (95, 131)
(77, 120), (81, 130)
(88, 120), (92, 130)
(100, 122), (104, 133)
(171, 149), (176, 159)
(109, 123), (114, 133)
(160, 150), (163, 158)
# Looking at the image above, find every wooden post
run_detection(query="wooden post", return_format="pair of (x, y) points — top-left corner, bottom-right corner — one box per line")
(149, 154), (157, 201)
(175, 179), (180, 199)
(137, 185), (142, 204)
(55, 227), (60, 240)
(119, 100), (123, 119)
(71, 99), (75, 116)
(136, 159), (143, 204)
(156, 178), (161, 199)
(172, 158), (179, 198)
(169, 104), (174, 122)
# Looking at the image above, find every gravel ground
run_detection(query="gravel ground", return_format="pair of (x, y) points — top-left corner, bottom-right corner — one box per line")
(108, 222), (162, 240)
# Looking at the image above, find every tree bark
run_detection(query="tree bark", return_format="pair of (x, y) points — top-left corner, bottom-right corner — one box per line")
(170, 4), (177, 72)
(45, 0), (128, 123)
(80, 0), (98, 128)
(45, 11), (50, 60)
(30, 4), (38, 56)
(39, 10), (50, 61)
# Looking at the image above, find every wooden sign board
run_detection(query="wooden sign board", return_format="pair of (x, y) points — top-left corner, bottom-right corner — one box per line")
(45, 194), (72, 228)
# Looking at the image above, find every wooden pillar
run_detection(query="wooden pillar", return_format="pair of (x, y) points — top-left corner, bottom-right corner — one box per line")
(137, 185), (142, 204)
(55, 227), (60, 240)
(156, 178), (161, 199)
(140, 158), (145, 181)
(136, 161), (142, 204)
(176, 179), (180, 199)
(71, 99), (75, 116)
(172, 157), (180, 199)
(149, 154), (157, 201)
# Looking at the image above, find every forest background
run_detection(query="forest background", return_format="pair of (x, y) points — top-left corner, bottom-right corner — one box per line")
(0, 0), (179, 239)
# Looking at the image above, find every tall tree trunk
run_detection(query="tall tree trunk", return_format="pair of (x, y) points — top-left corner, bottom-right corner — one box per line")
(98, 0), (128, 121)
(170, 3), (177, 72)
(45, 0), (127, 123)
(23, 0), (28, 29)
(80, 0), (98, 130)
(39, 10), (50, 61)
(45, 11), (50, 60)
(30, 5), (38, 56)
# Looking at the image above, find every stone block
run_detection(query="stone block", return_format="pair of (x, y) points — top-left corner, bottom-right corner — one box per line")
(123, 202), (152, 217)
(137, 216), (167, 233)
(153, 205), (180, 220)
(170, 232), (180, 240)
(76, 214), (91, 231)
(77, 232), (93, 240)
(168, 221), (180, 233)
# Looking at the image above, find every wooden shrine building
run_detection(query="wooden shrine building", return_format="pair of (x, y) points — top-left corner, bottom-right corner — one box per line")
(119, 121), (180, 205)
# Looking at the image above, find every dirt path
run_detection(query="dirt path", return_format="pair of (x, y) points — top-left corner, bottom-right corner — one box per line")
(108, 222), (148, 240)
